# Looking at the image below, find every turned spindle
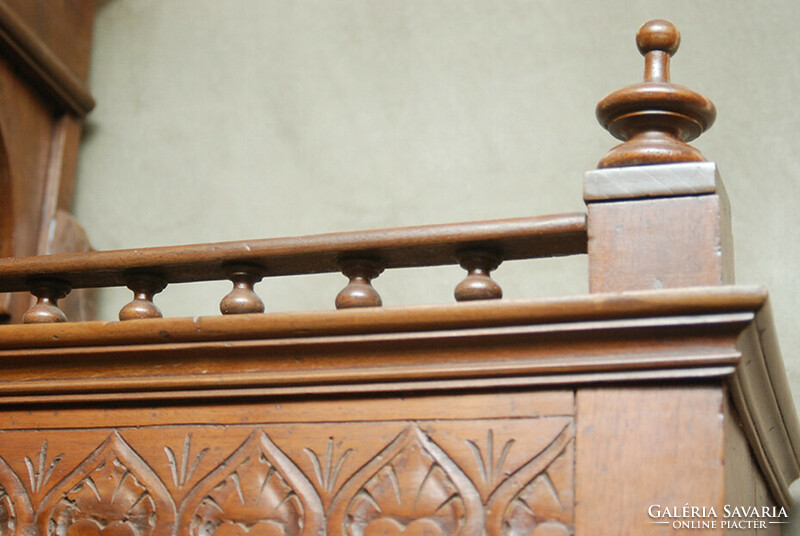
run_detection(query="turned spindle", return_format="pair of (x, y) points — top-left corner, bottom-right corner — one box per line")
(454, 251), (502, 302)
(220, 264), (265, 314)
(23, 279), (71, 323)
(335, 259), (383, 309)
(119, 274), (167, 320)
(596, 19), (716, 168)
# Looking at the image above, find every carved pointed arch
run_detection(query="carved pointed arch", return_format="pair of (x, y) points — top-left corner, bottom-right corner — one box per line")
(0, 454), (34, 536)
(328, 424), (483, 536)
(179, 429), (324, 536)
(36, 431), (176, 536)
(485, 424), (573, 536)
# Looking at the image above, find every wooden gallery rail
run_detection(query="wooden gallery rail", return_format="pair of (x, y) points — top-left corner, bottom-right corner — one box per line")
(0, 19), (797, 536)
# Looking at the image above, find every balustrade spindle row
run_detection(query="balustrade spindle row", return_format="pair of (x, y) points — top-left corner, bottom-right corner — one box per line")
(20, 251), (504, 324)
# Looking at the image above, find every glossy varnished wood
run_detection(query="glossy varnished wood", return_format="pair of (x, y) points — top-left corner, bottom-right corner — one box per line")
(0, 17), (796, 536)
(0, 391), (576, 536)
(0, 0), (95, 116)
(0, 285), (767, 350)
(0, 0), (96, 323)
(596, 20), (715, 168)
(0, 213), (587, 292)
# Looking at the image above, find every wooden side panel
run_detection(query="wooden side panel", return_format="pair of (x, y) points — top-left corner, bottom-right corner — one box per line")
(0, 390), (576, 536)
(725, 393), (759, 536)
(754, 477), (780, 535)
(724, 394), (783, 535)
(575, 386), (726, 535)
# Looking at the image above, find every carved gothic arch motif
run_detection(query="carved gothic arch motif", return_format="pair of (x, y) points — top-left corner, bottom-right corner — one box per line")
(179, 429), (325, 536)
(35, 431), (176, 536)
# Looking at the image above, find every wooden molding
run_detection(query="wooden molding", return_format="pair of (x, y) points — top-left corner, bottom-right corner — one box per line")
(0, 2), (94, 117)
(0, 311), (749, 400)
(0, 285), (767, 350)
(0, 286), (761, 402)
(3, 285), (794, 508)
(728, 299), (800, 508)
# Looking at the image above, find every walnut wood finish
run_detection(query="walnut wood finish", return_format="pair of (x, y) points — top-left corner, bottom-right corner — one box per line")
(119, 274), (167, 321)
(21, 279), (70, 324)
(0, 18), (796, 536)
(0, 0), (96, 323)
(335, 258), (383, 309)
(0, 213), (586, 296)
(0, 1), (95, 116)
(0, 287), (758, 397)
(585, 162), (733, 292)
(0, 391), (575, 536)
(454, 250), (502, 301)
(596, 19), (715, 168)
(219, 263), (265, 315)
(0, 286), (796, 536)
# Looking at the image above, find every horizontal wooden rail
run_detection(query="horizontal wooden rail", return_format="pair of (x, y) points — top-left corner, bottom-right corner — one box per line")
(0, 213), (587, 322)
(0, 213), (586, 291)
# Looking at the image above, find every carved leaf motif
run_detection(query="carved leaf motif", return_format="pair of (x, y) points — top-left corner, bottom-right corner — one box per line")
(24, 440), (63, 495)
(0, 486), (14, 536)
(51, 457), (156, 536)
(330, 425), (483, 536)
(484, 424), (573, 536)
(0, 455), (34, 536)
(36, 432), (175, 536)
(465, 430), (515, 495)
(180, 430), (323, 536)
(165, 434), (208, 489)
(303, 437), (352, 505)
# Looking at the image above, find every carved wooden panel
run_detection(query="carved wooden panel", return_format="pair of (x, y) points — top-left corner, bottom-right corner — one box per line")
(0, 418), (574, 536)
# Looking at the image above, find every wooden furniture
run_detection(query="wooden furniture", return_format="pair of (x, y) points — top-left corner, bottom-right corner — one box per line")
(0, 19), (797, 536)
(0, 0), (97, 324)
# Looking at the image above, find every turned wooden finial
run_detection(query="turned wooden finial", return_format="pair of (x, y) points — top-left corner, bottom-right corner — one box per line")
(454, 250), (503, 302)
(596, 20), (716, 168)
(23, 279), (71, 323)
(119, 274), (167, 320)
(220, 263), (265, 315)
(335, 258), (383, 309)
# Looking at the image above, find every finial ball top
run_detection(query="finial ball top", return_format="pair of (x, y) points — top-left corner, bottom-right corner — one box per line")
(636, 19), (680, 56)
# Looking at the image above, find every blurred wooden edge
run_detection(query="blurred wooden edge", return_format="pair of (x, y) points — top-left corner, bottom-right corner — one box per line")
(728, 297), (800, 507)
(0, 2), (95, 116)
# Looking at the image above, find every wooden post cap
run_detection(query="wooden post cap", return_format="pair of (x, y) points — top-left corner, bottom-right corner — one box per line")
(596, 20), (716, 168)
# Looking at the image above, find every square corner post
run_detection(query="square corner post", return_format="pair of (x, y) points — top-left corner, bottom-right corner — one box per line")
(583, 161), (734, 293)
(575, 163), (779, 536)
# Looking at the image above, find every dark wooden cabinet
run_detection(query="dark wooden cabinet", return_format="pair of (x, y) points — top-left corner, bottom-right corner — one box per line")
(0, 16), (796, 536)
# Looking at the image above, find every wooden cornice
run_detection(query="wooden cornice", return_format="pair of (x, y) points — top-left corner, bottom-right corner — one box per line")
(0, 285), (766, 350)
(0, 2), (95, 117)
(0, 285), (797, 506)
(730, 298), (800, 508)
